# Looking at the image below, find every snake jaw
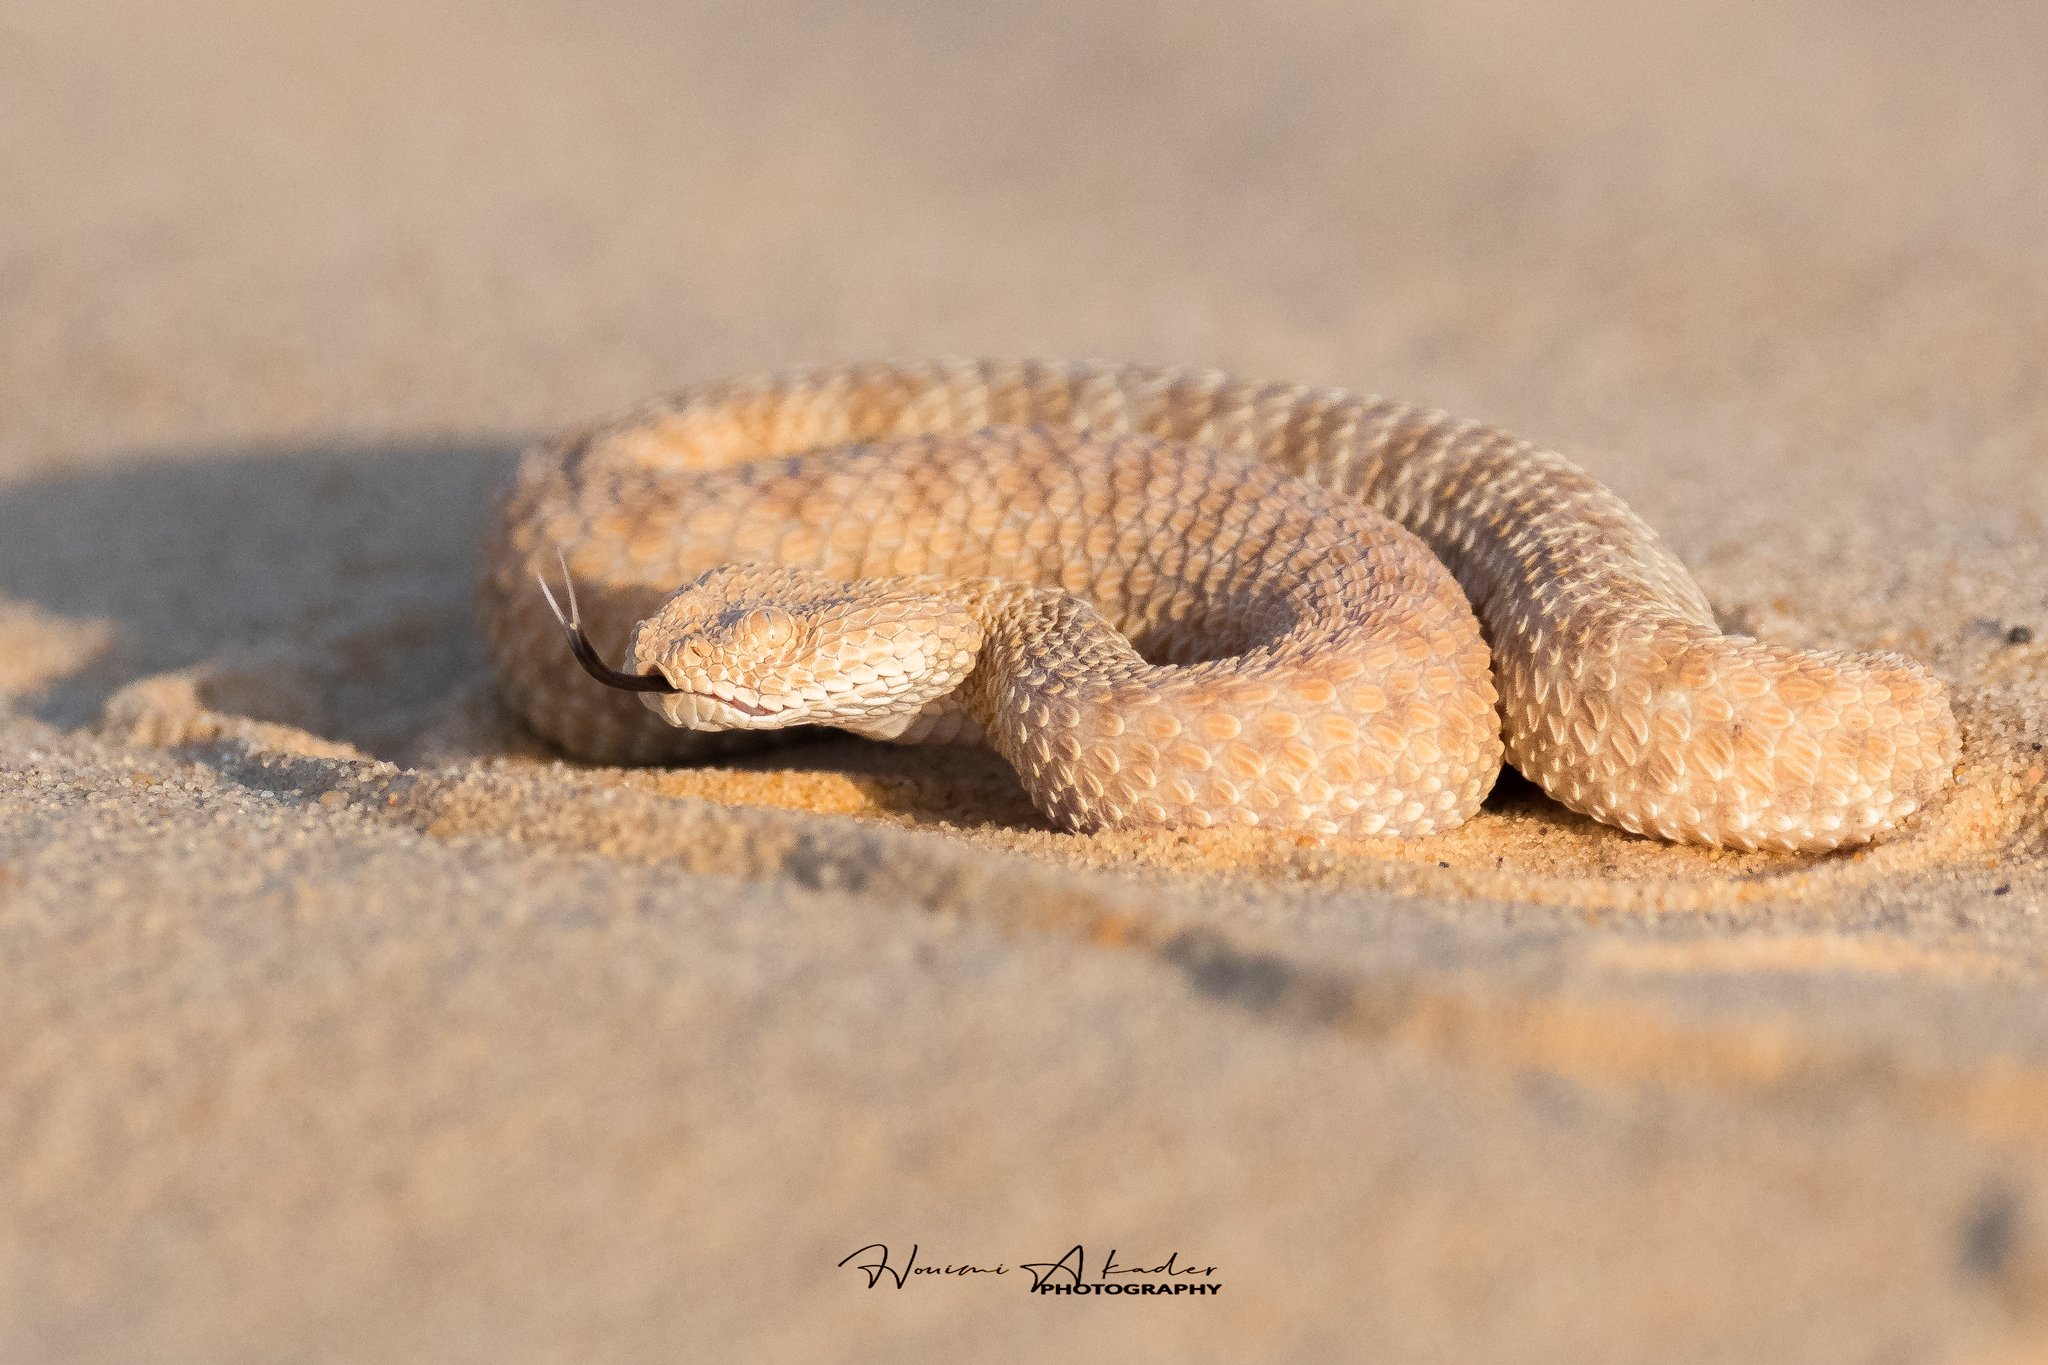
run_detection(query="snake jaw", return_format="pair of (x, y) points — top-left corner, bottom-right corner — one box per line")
(653, 689), (787, 727)
(697, 692), (777, 719)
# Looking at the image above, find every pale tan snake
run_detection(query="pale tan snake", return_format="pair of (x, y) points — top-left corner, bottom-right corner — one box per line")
(480, 360), (1959, 851)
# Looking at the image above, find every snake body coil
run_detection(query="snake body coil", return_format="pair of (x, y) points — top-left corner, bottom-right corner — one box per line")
(482, 360), (1958, 850)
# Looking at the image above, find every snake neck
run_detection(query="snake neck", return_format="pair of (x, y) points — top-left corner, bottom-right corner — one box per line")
(926, 583), (1167, 828)
(874, 580), (1120, 736)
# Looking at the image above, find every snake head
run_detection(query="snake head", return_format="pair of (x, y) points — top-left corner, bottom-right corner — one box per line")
(620, 564), (985, 733)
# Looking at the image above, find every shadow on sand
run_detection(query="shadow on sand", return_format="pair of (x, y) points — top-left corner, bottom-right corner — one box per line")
(0, 438), (523, 749)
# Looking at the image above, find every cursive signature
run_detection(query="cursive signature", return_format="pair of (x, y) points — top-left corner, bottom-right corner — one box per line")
(1018, 1245), (1219, 1288)
(837, 1244), (1009, 1288)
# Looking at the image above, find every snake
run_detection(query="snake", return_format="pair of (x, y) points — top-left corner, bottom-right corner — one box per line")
(479, 359), (1959, 851)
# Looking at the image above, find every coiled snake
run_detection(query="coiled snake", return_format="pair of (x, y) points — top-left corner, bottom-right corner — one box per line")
(481, 360), (1957, 851)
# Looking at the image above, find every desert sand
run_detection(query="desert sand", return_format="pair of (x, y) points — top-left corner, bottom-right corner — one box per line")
(5, 0), (2048, 1360)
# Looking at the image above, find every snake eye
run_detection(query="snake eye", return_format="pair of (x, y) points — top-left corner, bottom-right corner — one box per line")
(743, 607), (798, 647)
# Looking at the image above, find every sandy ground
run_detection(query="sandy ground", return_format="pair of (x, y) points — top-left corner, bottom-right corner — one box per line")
(5, 0), (2048, 1359)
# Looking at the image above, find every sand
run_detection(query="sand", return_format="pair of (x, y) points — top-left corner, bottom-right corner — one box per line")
(5, 0), (2048, 1359)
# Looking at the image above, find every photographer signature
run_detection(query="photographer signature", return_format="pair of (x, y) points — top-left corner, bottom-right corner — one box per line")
(839, 1243), (1217, 1290)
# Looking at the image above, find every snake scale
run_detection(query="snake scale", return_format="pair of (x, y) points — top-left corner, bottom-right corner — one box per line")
(480, 360), (1959, 850)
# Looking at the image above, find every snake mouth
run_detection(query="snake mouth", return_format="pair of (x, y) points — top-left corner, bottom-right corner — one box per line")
(533, 562), (790, 722)
(683, 690), (779, 719)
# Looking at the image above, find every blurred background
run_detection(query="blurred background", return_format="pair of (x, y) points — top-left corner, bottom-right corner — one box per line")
(10, 0), (2042, 478)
